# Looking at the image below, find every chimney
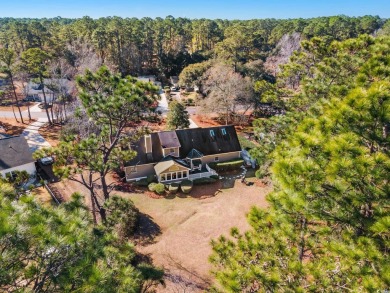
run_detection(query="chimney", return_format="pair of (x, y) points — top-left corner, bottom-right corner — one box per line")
(145, 134), (153, 161)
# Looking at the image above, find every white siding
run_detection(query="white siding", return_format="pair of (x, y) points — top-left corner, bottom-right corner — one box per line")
(0, 162), (36, 177)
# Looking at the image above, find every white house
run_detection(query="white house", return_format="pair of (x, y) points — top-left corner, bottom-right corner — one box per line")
(26, 78), (73, 103)
(0, 136), (36, 178)
(137, 75), (162, 89)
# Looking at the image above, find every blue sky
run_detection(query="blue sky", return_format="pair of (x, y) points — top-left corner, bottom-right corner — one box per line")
(1, 0), (389, 19)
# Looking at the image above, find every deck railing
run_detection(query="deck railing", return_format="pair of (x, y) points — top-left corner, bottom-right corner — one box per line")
(188, 164), (218, 180)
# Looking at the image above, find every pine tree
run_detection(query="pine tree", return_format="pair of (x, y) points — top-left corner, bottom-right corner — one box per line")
(210, 37), (390, 292)
(0, 182), (163, 292)
(167, 100), (190, 129)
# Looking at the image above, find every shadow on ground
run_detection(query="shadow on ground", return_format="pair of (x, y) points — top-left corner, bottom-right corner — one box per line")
(133, 212), (161, 245)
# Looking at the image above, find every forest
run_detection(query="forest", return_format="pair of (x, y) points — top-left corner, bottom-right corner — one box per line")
(0, 14), (389, 292)
(0, 15), (387, 77)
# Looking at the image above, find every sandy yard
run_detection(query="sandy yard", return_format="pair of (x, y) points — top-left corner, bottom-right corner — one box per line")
(51, 173), (271, 292)
(33, 186), (55, 207)
(0, 102), (35, 112)
(38, 123), (62, 146)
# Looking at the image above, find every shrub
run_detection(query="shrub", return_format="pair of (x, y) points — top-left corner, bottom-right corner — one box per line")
(134, 178), (148, 187)
(180, 180), (193, 194)
(154, 183), (166, 195)
(209, 159), (244, 172)
(148, 183), (157, 192)
(238, 134), (258, 150)
(193, 177), (218, 185)
(167, 183), (179, 194)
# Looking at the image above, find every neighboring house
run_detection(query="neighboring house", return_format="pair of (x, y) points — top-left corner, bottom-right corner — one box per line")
(137, 75), (162, 89)
(0, 136), (36, 178)
(125, 125), (242, 183)
(26, 79), (72, 103)
(170, 76), (179, 87)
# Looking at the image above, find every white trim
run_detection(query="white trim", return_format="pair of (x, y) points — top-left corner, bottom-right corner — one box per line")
(0, 162), (36, 178)
(126, 176), (147, 182)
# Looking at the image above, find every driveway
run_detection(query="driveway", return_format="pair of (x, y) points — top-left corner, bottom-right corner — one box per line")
(22, 118), (51, 152)
(156, 93), (169, 116)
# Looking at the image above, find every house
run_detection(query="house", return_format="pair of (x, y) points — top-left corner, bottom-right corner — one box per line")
(0, 136), (36, 178)
(124, 125), (242, 183)
(170, 76), (179, 88)
(26, 79), (73, 103)
(137, 75), (162, 90)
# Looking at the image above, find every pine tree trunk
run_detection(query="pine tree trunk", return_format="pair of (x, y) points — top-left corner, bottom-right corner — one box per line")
(298, 217), (307, 263)
(39, 75), (52, 124)
(11, 104), (18, 121)
(10, 75), (24, 124)
(27, 104), (32, 121)
(100, 173), (110, 200)
(90, 192), (97, 225)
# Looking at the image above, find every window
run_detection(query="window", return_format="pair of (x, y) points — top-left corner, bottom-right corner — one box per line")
(167, 174), (171, 180)
(182, 172), (187, 178)
(221, 128), (227, 135)
(210, 130), (215, 137)
(129, 166), (137, 173)
(178, 172), (182, 179)
(214, 157), (219, 162)
(161, 174), (166, 181)
(170, 148), (175, 154)
(172, 173), (177, 180)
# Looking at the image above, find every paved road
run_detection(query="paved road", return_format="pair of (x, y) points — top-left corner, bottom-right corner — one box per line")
(0, 103), (48, 119)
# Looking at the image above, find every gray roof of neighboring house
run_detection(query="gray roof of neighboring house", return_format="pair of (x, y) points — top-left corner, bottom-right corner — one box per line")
(0, 136), (34, 171)
(126, 125), (241, 166)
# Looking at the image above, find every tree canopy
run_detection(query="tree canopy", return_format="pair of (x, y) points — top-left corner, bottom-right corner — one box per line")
(0, 181), (163, 292)
(210, 35), (390, 292)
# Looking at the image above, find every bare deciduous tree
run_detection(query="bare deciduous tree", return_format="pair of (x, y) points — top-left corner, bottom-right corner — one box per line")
(201, 63), (254, 125)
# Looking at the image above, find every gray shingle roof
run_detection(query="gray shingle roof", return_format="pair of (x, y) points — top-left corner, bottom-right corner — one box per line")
(126, 126), (241, 166)
(0, 136), (34, 171)
(158, 131), (181, 148)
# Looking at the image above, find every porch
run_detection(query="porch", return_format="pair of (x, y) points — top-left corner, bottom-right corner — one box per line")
(188, 164), (218, 180)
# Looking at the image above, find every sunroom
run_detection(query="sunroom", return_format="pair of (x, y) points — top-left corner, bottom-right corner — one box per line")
(154, 157), (190, 183)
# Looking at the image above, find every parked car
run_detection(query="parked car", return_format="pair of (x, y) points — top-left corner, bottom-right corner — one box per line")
(39, 157), (54, 166)
(170, 86), (178, 91)
(22, 96), (42, 102)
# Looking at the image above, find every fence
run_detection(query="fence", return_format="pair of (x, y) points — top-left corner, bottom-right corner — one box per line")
(44, 183), (61, 205)
(189, 164), (217, 180)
